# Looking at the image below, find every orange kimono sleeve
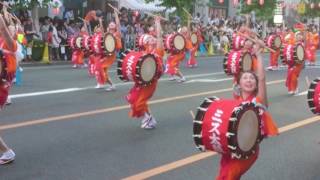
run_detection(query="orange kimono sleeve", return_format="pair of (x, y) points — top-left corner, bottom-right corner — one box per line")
(114, 32), (122, 50)
(4, 41), (17, 74)
(255, 97), (279, 137)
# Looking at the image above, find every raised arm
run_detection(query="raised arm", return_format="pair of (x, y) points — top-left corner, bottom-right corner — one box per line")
(253, 40), (268, 107)
(0, 14), (15, 51)
(155, 16), (163, 50)
(114, 11), (121, 35)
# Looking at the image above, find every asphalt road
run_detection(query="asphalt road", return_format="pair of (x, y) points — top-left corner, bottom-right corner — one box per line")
(0, 52), (320, 180)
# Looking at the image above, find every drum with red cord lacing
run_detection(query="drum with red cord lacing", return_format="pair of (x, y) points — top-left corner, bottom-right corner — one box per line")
(223, 50), (253, 75)
(135, 34), (152, 50)
(164, 33), (186, 53)
(193, 96), (264, 159)
(68, 36), (77, 50)
(82, 34), (92, 52)
(280, 43), (305, 66)
(91, 33), (116, 55)
(265, 34), (282, 49)
(231, 34), (246, 50)
(307, 78), (320, 115)
(117, 51), (161, 86)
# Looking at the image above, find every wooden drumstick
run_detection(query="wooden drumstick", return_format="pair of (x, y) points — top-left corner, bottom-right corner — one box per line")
(190, 110), (195, 119)
(183, 8), (193, 18)
(144, 12), (168, 21)
(108, 3), (121, 14)
(237, 32), (276, 53)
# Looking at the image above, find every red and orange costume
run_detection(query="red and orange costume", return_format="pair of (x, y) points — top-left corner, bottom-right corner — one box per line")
(216, 95), (278, 180)
(94, 31), (122, 86)
(305, 31), (319, 64)
(127, 48), (164, 118)
(284, 33), (304, 93)
(0, 39), (17, 108)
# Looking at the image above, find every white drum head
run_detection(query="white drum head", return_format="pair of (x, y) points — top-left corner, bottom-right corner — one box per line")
(274, 36), (282, 49)
(237, 110), (259, 152)
(104, 34), (116, 53)
(140, 56), (157, 82)
(296, 45), (305, 62)
(174, 35), (185, 51)
(242, 53), (252, 71)
(75, 37), (82, 49)
(191, 33), (198, 44)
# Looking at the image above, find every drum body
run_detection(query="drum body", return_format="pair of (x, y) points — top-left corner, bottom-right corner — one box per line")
(91, 33), (116, 55)
(280, 43), (305, 65)
(191, 33), (198, 45)
(117, 51), (159, 86)
(231, 35), (246, 50)
(68, 37), (76, 50)
(265, 35), (282, 49)
(164, 33), (186, 53)
(193, 97), (263, 159)
(136, 34), (152, 50)
(223, 50), (253, 75)
(82, 35), (92, 52)
(0, 53), (7, 80)
(307, 78), (320, 115)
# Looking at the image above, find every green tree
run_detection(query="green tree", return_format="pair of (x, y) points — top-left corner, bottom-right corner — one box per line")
(145, 0), (195, 25)
(239, 0), (277, 21)
(302, 0), (320, 18)
(10, 0), (51, 10)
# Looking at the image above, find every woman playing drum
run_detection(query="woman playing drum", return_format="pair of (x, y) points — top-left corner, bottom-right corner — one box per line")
(125, 16), (164, 129)
(93, 10), (122, 91)
(70, 24), (88, 68)
(0, 10), (16, 164)
(284, 31), (305, 95)
(165, 26), (190, 82)
(216, 37), (278, 180)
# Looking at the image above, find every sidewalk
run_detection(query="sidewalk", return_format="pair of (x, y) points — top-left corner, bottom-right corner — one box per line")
(20, 60), (72, 67)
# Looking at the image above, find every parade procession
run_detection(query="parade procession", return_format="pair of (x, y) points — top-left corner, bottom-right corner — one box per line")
(0, 0), (320, 179)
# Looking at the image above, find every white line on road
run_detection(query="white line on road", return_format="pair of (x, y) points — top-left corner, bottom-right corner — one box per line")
(185, 78), (232, 83)
(10, 72), (226, 99)
(295, 91), (308, 96)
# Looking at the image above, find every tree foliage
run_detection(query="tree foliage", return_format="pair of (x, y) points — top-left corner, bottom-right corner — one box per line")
(301, 0), (320, 18)
(8, 0), (51, 10)
(239, 0), (277, 21)
(145, 0), (194, 25)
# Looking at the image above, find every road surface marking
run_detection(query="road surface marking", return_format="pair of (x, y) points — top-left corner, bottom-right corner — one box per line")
(1, 79), (285, 130)
(122, 115), (320, 180)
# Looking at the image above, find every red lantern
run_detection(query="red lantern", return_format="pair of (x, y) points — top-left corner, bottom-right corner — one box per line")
(52, 8), (60, 15)
(218, 0), (224, 3)
(259, 0), (264, 5)
(233, 0), (238, 6)
(247, 0), (252, 5)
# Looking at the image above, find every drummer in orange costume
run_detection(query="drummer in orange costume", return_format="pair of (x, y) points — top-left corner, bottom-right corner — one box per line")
(0, 11), (17, 164)
(217, 38), (278, 180)
(127, 16), (164, 129)
(94, 10), (122, 91)
(187, 24), (200, 68)
(165, 26), (190, 82)
(71, 24), (88, 68)
(266, 27), (283, 71)
(305, 26), (319, 66)
(285, 31), (304, 95)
